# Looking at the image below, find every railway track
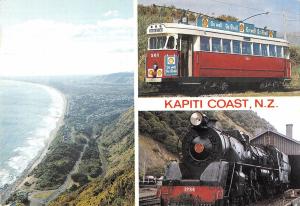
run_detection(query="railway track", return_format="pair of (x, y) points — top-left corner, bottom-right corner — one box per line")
(253, 189), (300, 206)
(139, 195), (160, 206)
(283, 189), (300, 206)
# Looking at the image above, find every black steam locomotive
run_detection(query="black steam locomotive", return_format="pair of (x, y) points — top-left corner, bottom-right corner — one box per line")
(158, 112), (291, 205)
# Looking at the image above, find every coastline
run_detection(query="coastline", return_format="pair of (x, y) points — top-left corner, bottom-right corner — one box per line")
(0, 81), (68, 204)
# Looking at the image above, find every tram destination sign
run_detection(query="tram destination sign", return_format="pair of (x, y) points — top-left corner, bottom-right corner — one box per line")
(197, 16), (277, 38)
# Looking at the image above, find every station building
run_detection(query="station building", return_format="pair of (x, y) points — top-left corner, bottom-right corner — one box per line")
(251, 124), (300, 155)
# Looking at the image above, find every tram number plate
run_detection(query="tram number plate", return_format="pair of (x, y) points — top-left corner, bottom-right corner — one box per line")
(145, 78), (162, 82)
(184, 187), (195, 192)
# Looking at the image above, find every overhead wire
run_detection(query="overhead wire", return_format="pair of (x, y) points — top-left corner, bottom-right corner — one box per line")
(207, 0), (300, 21)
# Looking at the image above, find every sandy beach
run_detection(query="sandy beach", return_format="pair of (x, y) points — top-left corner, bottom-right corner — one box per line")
(0, 83), (68, 205)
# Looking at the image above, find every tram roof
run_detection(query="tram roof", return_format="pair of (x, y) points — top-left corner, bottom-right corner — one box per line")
(147, 23), (289, 45)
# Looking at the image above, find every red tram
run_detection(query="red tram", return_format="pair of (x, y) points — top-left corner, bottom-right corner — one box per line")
(145, 16), (291, 91)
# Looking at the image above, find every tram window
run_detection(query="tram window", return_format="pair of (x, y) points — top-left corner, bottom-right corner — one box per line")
(261, 44), (268, 56)
(276, 46), (283, 58)
(233, 40), (241, 54)
(269, 45), (276, 57)
(212, 38), (221, 52)
(149, 38), (155, 49)
(149, 36), (167, 49)
(253, 43), (261, 56)
(200, 36), (210, 51)
(284, 47), (290, 59)
(222, 39), (231, 53)
(242, 42), (252, 55)
(166, 36), (175, 49)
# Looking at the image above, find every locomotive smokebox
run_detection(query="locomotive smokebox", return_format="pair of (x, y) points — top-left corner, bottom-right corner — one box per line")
(182, 127), (228, 166)
(183, 113), (229, 167)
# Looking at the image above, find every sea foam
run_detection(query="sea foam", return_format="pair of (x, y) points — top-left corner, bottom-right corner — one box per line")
(0, 81), (65, 188)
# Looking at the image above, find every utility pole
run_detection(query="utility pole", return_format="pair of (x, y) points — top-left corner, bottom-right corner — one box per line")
(283, 11), (287, 40)
(282, 10), (298, 40)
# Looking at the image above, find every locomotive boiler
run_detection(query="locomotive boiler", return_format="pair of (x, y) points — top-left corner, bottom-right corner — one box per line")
(158, 112), (291, 206)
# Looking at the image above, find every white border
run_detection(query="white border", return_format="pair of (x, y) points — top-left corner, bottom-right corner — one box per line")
(137, 96), (300, 111)
(133, 0), (139, 204)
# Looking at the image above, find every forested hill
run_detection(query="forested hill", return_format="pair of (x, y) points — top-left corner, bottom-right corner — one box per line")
(139, 111), (275, 176)
(50, 107), (134, 206)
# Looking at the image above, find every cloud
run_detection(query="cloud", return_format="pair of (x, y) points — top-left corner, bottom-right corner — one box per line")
(0, 18), (135, 76)
(103, 10), (119, 17)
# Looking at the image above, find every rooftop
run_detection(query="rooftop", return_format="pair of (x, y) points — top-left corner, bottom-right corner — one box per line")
(252, 130), (300, 145)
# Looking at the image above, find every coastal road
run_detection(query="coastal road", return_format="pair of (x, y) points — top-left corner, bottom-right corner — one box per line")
(44, 143), (88, 204)
(29, 140), (88, 206)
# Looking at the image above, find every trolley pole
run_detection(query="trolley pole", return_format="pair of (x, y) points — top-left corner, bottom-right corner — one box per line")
(241, 12), (269, 22)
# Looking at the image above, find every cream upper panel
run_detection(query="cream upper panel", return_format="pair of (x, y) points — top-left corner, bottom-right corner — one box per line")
(147, 23), (289, 47)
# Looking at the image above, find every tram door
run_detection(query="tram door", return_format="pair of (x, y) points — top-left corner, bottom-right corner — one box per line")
(180, 35), (193, 77)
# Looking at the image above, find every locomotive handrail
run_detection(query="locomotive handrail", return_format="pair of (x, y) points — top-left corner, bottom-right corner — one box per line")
(225, 162), (236, 198)
(234, 162), (279, 171)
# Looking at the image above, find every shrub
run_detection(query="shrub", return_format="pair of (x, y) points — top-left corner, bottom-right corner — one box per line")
(71, 173), (89, 186)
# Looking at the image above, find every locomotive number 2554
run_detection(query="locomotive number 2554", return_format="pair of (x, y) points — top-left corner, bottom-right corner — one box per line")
(184, 186), (195, 192)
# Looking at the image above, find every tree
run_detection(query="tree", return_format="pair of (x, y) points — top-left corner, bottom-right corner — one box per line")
(217, 15), (239, 22)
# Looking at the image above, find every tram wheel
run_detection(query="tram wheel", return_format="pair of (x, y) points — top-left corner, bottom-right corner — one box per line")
(220, 82), (229, 93)
(259, 81), (266, 90)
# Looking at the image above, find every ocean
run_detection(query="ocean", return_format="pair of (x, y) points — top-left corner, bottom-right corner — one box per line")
(0, 80), (65, 188)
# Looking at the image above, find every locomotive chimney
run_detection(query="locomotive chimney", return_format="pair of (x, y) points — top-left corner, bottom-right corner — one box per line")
(286, 124), (293, 139)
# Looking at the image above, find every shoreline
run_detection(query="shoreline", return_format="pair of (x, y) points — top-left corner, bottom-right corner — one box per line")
(0, 81), (68, 204)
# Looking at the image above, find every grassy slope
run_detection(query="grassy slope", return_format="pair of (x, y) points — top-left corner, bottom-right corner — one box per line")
(139, 135), (178, 177)
(139, 111), (275, 176)
(49, 107), (134, 206)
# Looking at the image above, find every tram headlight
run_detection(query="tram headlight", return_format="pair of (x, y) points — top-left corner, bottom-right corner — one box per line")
(190, 112), (203, 126)
(148, 69), (154, 77)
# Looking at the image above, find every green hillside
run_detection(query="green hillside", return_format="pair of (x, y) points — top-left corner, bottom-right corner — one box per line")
(49, 108), (134, 206)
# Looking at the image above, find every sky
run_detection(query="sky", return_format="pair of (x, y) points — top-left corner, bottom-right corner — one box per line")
(139, 0), (300, 34)
(0, 0), (134, 76)
(256, 100), (300, 141)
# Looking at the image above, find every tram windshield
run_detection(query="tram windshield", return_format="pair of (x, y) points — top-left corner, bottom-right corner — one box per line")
(149, 36), (166, 49)
(148, 36), (176, 50)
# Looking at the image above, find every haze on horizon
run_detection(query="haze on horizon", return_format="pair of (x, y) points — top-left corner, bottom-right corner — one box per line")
(0, 0), (134, 76)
